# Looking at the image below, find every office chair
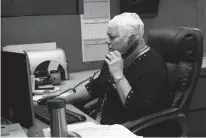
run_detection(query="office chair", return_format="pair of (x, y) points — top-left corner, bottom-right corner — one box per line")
(122, 26), (203, 137)
(83, 26), (203, 137)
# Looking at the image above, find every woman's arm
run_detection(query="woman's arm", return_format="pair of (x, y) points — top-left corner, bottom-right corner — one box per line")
(113, 75), (131, 105)
(105, 51), (132, 105)
(58, 70), (103, 104)
(58, 81), (92, 104)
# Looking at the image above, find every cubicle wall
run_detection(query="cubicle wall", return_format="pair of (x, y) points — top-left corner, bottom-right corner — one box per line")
(1, 0), (205, 73)
(188, 76), (206, 137)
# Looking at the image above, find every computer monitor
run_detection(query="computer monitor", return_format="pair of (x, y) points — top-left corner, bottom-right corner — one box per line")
(1, 51), (35, 128)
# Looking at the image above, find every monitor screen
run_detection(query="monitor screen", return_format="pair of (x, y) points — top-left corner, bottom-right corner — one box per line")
(1, 51), (35, 128)
(120, 0), (160, 18)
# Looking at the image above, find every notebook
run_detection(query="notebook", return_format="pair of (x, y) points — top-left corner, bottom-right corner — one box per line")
(43, 122), (143, 138)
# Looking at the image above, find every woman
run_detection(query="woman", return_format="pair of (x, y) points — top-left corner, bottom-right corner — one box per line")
(62, 12), (170, 124)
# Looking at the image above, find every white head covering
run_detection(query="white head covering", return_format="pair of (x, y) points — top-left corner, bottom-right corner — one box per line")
(108, 12), (144, 39)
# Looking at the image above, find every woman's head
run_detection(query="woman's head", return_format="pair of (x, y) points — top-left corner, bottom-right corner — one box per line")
(106, 12), (145, 53)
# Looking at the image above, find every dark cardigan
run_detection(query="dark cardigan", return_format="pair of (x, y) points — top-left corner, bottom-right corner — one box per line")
(85, 48), (171, 124)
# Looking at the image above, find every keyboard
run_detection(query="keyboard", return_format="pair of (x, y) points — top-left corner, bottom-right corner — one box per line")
(34, 105), (87, 125)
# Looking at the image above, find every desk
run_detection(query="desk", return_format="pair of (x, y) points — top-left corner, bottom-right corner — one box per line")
(35, 104), (99, 130)
(34, 69), (99, 129)
(33, 69), (99, 101)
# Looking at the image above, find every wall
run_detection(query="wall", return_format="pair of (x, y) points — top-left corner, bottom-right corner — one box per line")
(1, 1), (121, 73)
(1, 15), (94, 72)
(197, 0), (206, 56)
(143, 0), (197, 38)
(188, 76), (206, 136)
(1, 0), (205, 73)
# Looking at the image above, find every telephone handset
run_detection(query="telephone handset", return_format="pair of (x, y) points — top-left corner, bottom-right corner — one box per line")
(103, 35), (138, 73)
(100, 35), (138, 90)
(100, 36), (139, 93)
(121, 35), (139, 59)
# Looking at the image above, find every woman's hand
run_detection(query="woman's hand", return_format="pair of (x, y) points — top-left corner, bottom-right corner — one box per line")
(105, 51), (124, 80)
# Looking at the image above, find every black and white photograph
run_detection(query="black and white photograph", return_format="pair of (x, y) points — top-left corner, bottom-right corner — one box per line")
(1, 0), (206, 137)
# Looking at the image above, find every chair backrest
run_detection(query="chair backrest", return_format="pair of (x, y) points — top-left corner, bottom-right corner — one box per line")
(147, 27), (203, 114)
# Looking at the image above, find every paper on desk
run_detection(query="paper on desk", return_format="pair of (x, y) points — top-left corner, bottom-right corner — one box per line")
(32, 86), (61, 95)
(43, 122), (142, 138)
(202, 57), (206, 68)
(43, 122), (96, 137)
(3, 42), (56, 53)
(1, 123), (27, 137)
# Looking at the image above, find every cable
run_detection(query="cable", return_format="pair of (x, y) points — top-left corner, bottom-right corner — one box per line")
(37, 69), (101, 103)
(60, 69), (100, 95)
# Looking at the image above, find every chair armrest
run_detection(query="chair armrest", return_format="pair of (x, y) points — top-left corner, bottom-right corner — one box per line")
(123, 108), (179, 130)
(84, 98), (98, 110)
(131, 113), (188, 137)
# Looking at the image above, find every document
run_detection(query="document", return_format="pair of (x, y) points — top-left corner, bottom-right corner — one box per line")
(32, 86), (61, 95)
(43, 122), (143, 138)
(202, 57), (206, 68)
(83, 38), (108, 61)
(81, 0), (110, 62)
(1, 123), (27, 137)
(3, 42), (56, 53)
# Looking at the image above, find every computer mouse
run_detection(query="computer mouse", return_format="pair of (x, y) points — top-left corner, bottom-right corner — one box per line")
(68, 132), (81, 137)
(27, 125), (44, 137)
(37, 98), (48, 105)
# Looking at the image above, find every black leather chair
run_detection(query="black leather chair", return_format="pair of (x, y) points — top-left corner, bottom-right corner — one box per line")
(123, 26), (203, 137)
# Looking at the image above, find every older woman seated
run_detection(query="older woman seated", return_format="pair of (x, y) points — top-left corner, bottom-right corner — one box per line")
(61, 12), (171, 125)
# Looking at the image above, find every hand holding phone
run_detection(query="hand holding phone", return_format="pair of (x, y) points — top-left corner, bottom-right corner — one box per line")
(122, 35), (139, 59)
(105, 51), (124, 79)
(104, 35), (138, 79)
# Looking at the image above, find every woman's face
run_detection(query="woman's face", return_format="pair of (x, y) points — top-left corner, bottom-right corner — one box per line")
(106, 25), (128, 53)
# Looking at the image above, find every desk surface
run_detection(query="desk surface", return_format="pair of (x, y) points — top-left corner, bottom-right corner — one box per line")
(35, 104), (99, 130)
(34, 69), (99, 129)
(33, 69), (99, 101)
